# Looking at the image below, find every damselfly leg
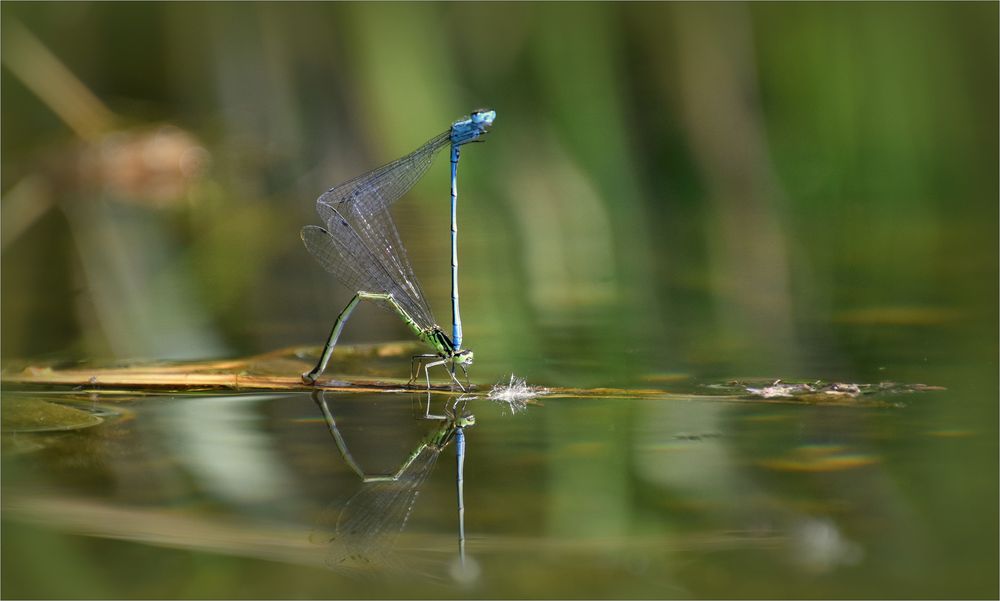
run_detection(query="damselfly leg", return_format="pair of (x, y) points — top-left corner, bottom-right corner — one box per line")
(302, 291), (408, 385)
(427, 357), (465, 392)
(409, 353), (466, 392)
(409, 354), (438, 387)
(455, 360), (471, 390)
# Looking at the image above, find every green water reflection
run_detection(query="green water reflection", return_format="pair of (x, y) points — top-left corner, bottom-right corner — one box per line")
(2, 377), (995, 598)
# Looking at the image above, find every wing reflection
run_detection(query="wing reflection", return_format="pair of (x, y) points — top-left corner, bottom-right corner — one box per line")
(310, 390), (474, 574)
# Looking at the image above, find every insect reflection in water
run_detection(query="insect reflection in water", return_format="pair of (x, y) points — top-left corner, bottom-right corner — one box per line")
(310, 390), (474, 574)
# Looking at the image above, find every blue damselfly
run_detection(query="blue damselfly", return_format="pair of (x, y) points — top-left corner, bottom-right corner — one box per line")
(301, 110), (495, 389)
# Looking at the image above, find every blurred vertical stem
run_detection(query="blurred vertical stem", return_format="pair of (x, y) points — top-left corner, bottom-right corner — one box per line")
(342, 2), (459, 150)
(668, 3), (799, 371)
(529, 3), (638, 541)
(531, 3), (662, 358)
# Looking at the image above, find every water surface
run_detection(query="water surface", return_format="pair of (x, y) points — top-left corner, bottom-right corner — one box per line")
(2, 366), (995, 598)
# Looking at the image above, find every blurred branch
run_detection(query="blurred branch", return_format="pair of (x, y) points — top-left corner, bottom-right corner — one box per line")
(1, 175), (52, 252)
(1, 19), (116, 140)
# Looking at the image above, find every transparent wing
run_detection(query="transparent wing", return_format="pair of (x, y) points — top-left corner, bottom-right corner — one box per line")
(315, 203), (435, 328)
(301, 218), (436, 329)
(307, 132), (449, 329)
(315, 445), (442, 570)
(316, 131), (450, 217)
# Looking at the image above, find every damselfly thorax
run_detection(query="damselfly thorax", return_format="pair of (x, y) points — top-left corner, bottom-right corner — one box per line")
(412, 325), (474, 390)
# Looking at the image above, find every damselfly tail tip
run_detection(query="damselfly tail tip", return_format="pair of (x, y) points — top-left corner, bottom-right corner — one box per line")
(449, 553), (482, 586)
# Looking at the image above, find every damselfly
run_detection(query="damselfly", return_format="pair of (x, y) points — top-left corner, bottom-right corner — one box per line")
(311, 391), (474, 569)
(301, 109), (496, 389)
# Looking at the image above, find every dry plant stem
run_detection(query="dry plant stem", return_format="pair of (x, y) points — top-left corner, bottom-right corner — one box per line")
(1, 345), (919, 406)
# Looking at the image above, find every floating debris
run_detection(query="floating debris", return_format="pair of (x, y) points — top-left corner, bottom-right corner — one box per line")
(487, 374), (547, 414)
(744, 380), (862, 398)
(737, 379), (943, 400)
(745, 381), (820, 399)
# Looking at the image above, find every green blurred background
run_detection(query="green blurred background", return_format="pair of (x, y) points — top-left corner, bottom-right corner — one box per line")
(2, 1), (996, 387)
(2, 2), (998, 598)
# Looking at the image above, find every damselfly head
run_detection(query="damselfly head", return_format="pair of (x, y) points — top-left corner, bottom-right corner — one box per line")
(471, 109), (496, 128)
(456, 412), (476, 428)
(452, 110), (495, 145)
(455, 349), (474, 365)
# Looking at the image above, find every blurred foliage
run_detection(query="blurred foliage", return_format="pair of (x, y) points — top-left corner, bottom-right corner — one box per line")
(2, 2), (996, 383)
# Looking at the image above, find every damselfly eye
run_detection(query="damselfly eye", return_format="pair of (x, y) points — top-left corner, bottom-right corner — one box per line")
(471, 109), (496, 127)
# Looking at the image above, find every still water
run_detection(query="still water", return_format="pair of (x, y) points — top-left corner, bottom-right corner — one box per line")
(2, 360), (996, 599)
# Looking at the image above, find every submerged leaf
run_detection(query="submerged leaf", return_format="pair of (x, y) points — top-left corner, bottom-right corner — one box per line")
(1, 398), (104, 432)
